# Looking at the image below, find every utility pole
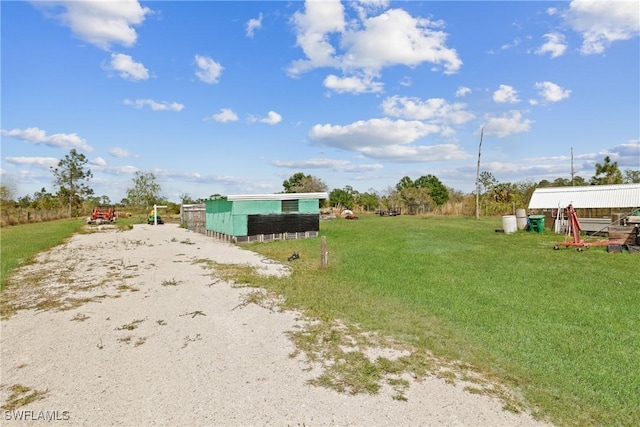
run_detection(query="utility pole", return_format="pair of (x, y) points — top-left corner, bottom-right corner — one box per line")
(570, 147), (575, 186)
(475, 127), (484, 219)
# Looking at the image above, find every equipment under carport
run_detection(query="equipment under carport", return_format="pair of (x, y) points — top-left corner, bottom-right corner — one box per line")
(553, 204), (615, 251)
(607, 244), (623, 253)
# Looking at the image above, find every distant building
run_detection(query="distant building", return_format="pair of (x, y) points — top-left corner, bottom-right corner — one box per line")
(204, 192), (329, 243)
(528, 183), (640, 211)
(528, 183), (640, 237)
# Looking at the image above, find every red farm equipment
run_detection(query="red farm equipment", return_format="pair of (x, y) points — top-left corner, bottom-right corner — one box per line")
(553, 204), (613, 251)
(87, 206), (116, 225)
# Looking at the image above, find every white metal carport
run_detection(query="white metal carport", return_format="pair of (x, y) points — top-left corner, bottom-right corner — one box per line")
(528, 184), (640, 209)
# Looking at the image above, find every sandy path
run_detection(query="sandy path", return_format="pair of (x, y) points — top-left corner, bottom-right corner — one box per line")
(1, 224), (551, 426)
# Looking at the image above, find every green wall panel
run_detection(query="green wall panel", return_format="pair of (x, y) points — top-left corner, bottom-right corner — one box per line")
(299, 199), (320, 213)
(233, 214), (248, 235)
(233, 200), (281, 215)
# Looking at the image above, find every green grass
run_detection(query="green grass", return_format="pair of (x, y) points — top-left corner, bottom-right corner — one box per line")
(243, 215), (639, 427)
(0, 219), (86, 290)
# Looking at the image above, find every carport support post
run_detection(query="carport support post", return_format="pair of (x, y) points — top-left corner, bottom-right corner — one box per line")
(153, 204), (167, 225)
(320, 236), (328, 268)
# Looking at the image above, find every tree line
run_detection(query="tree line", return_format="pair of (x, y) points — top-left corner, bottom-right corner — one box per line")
(1, 149), (176, 221)
(1, 150), (638, 223)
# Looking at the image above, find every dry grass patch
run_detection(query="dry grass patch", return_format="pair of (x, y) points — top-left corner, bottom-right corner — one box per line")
(134, 337), (147, 347)
(286, 317), (525, 407)
(1, 246), (137, 319)
(70, 313), (90, 322)
(116, 284), (139, 292)
(181, 333), (202, 349)
(160, 278), (180, 287)
(193, 259), (261, 286)
(1, 384), (48, 411)
(115, 318), (145, 331)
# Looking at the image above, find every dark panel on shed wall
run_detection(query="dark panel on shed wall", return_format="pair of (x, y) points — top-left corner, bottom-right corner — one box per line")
(247, 214), (319, 235)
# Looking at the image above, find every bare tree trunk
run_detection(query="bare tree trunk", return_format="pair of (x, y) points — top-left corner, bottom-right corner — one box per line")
(475, 127), (484, 219)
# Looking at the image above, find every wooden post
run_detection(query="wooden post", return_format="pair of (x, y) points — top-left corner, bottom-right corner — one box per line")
(475, 126), (484, 219)
(320, 236), (327, 268)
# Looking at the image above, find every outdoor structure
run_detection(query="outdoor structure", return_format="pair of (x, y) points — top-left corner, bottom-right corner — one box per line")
(204, 192), (329, 243)
(528, 184), (640, 241)
(181, 203), (206, 234)
(528, 183), (640, 212)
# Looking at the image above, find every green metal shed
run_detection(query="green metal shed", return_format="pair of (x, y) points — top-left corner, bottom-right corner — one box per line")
(205, 192), (328, 243)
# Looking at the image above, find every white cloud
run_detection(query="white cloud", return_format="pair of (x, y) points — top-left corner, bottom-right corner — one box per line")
(535, 81), (571, 102)
(271, 158), (383, 172)
(455, 86), (471, 97)
(248, 111), (282, 125)
(123, 99), (184, 111)
(399, 76), (412, 87)
(246, 13), (263, 38)
(493, 85), (520, 103)
(565, 0), (640, 54)
(5, 156), (59, 168)
(307, 117), (468, 162)
(323, 74), (383, 94)
(109, 147), (135, 158)
(90, 157), (107, 166)
(259, 111), (282, 125)
(341, 8), (462, 74)
(599, 140), (640, 167)
(381, 95), (475, 125)
(531, 140), (640, 171)
(100, 165), (140, 176)
(482, 111), (533, 138)
(195, 55), (223, 84)
(211, 108), (239, 123)
(611, 139), (640, 158)
(1, 127), (93, 152)
(500, 38), (521, 52)
(309, 118), (439, 149)
(351, 0), (390, 21)
(288, 0), (346, 75)
(35, 0), (151, 50)
(468, 161), (566, 179)
(357, 143), (468, 162)
(535, 33), (568, 58)
(105, 53), (149, 81)
(288, 2), (462, 78)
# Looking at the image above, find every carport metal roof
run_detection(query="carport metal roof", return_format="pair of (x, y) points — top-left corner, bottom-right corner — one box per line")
(225, 192), (329, 201)
(528, 183), (640, 209)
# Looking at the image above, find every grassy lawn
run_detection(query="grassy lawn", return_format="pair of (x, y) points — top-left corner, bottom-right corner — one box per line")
(244, 215), (638, 427)
(0, 219), (87, 291)
(0, 216), (146, 291)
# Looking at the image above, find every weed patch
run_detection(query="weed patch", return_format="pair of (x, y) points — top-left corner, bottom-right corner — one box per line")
(70, 313), (90, 322)
(181, 333), (201, 349)
(160, 278), (180, 287)
(116, 319), (145, 331)
(180, 310), (206, 318)
(1, 384), (48, 411)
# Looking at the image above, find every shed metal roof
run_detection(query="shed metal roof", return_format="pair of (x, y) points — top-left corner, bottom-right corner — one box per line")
(224, 192), (329, 201)
(528, 184), (640, 209)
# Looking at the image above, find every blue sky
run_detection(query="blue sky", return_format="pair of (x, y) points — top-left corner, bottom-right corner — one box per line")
(1, 0), (639, 203)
